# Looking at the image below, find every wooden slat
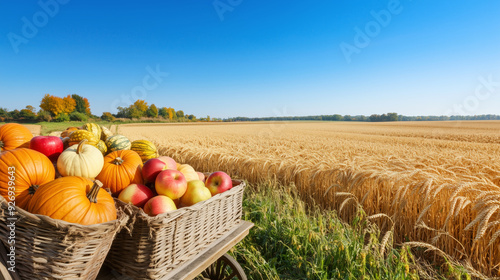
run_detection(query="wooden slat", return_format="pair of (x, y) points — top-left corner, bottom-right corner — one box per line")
(164, 220), (254, 280)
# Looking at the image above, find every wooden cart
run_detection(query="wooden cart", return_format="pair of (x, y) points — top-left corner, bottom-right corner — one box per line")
(0, 221), (253, 280)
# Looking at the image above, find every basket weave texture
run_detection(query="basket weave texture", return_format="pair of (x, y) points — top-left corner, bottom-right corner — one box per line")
(105, 179), (245, 280)
(0, 196), (128, 280)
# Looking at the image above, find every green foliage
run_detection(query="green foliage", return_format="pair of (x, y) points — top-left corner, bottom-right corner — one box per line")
(37, 110), (52, 122)
(159, 107), (169, 118)
(369, 113), (398, 122)
(101, 112), (115, 122)
(8, 110), (20, 120)
(176, 110), (185, 119)
(146, 104), (158, 118)
(71, 94), (91, 115)
(129, 107), (143, 119)
(232, 182), (420, 280)
(53, 113), (70, 122)
(19, 108), (37, 121)
(69, 112), (88, 121)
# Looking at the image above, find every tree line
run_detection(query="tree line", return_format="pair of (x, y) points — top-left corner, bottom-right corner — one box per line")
(0, 94), (200, 123)
(2, 95), (500, 123)
(224, 113), (500, 122)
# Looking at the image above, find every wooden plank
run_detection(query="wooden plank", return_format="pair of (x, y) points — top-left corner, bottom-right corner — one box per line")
(164, 220), (254, 280)
(96, 221), (254, 280)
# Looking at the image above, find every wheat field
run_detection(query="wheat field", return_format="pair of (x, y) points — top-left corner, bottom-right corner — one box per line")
(119, 121), (500, 277)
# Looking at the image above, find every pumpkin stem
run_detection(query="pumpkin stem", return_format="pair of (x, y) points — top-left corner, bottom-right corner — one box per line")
(87, 180), (103, 203)
(76, 139), (88, 154)
(0, 140), (4, 148)
(28, 185), (39, 195)
(113, 157), (124, 165)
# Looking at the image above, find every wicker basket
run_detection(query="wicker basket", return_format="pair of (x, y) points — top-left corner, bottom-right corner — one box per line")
(104, 179), (246, 280)
(0, 196), (128, 280)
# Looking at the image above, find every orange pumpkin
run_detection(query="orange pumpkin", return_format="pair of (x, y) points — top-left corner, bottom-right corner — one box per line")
(27, 177), (117, 225)
(96, 150), (143, 195)
(0, 148), (55, 209)
(0, 123), (33, 152)
(60, 127), (79, 138)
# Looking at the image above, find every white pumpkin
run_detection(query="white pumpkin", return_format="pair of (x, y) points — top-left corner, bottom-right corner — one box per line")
(57, 139), (104, 178)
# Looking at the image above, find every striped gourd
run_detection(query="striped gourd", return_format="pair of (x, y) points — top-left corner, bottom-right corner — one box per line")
(101, 126), (113, 141)
(68, 130), (99, 147)
(96, 140), (108, 155)
(82, 123), (102, 140)
(131, 140), (158, 162)
(106, 135), (131, 152)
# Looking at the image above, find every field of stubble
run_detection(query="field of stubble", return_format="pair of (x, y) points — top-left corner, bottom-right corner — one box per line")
(119, 121), (500, 277)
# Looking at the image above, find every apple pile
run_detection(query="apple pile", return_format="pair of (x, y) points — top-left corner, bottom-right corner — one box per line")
(118, 156), (233, 216)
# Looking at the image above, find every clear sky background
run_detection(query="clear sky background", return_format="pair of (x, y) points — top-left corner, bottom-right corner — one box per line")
(1, 1), (499, 118)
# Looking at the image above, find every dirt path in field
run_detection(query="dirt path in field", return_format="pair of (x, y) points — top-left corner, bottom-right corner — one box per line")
(25, 124), (41, 136)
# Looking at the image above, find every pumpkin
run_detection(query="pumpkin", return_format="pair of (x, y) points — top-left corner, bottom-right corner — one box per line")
(131, 140), (158, 162)
(96, 150), (143, 195)
(68, 130), (99, 147)
(0, 148), (55, 209)
(96, 140), (107, 155)
(27, 177), (117, 225)
(57, 140), (104, 178)
(106, 135), (131, 152)
(0, 123), (33, 152)
(177, 164), (199, 182)
(60, 127), (79, 138)
(100, 126), (113, 141)
(82, 123), (102, 140)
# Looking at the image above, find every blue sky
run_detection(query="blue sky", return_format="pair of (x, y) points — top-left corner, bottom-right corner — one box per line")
(1, 1), (499, 118)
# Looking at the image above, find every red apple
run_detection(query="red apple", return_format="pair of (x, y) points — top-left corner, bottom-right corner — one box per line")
(29, 136), (64, 163)
(143, 195), (177, 216)
(142, 158), (168, 183)
(155, 169), (187, 200)
(118, 184), (154, 208)
(157, 156), (177, 170)
(180, 180), (212, 207)
(197, 172), (206, 183)
(205, 171), (233, 196)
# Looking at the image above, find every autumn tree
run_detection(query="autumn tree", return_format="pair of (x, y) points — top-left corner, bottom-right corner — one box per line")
(40, 94), (64, 116)
(134, 100), (148, 114)
(62, 95), (76, 114)
(176, 110), (184, 119)
(158, 107), (168, 119)
(101, 112), (115, 122)
(146, 104), (158, 118)
(25, 105), (37, 114)
(72, 94), (91, 115)
(167, 107), (176, 120)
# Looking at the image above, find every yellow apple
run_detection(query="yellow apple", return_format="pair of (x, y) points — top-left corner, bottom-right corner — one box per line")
(180, 180), (211, 207)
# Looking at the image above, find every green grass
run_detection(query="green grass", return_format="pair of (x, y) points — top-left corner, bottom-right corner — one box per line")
(36, 121), (113, 135)
(230, 181), (472, 280)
